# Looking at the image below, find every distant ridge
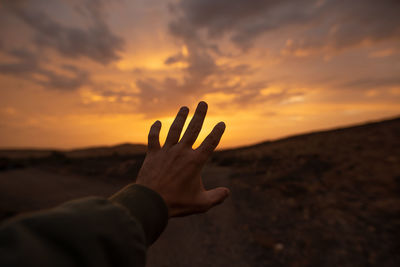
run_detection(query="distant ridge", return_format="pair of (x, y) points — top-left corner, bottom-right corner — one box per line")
(0, 143), (147, 159)
(222, 115), (400, 152)
(1, 116), (399, 159)
(65, 143), (147, 158)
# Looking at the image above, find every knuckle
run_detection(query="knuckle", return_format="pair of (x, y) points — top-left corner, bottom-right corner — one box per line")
(202, 139), (216, 151)
(193, 127), (202, 136)
(170, 144), (190, 158)
(169, 126), (179, 134)
(187, 153), (199, 163)
(196, 150), (209, 162)
(209, 136), (218, 146)
(150, 125), (159, 132)
(182, 152), (200, 165)
(174, 142), (186, 152)
(148, 132), (157, 139)
(204, 145), (214, 154)
(170, 122), (180, 129)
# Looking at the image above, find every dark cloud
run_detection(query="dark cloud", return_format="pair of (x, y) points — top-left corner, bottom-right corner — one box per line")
(2, 0), (124, 64)
(0, 49), (39, 75)
(164, 53), (185, 65)
(341, 76), (400, 90)
(170, 0), (400, 52)
(0, 0), (121, 91)
(169, 0), (316, 50)
(285, 0), (400, 54)
(0, 47), (91, 91)
(37, 65), (90, 91)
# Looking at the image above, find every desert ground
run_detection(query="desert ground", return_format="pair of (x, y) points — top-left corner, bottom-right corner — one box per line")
(1, 117), (399, 266)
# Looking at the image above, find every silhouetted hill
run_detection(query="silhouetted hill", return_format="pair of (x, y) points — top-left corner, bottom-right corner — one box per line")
(201, 116), (400, 267)
(65, 143), (147, 158)
(0, 143), (147, 159)
(221, 116), (400, 153)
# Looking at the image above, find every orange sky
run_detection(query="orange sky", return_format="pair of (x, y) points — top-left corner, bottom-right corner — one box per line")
(0, 0), (399, 149)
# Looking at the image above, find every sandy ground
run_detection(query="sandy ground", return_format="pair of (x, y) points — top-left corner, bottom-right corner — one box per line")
(0, 168), (124, 220)
(147, 165), (250, 267)
(0, 164), (248, 266)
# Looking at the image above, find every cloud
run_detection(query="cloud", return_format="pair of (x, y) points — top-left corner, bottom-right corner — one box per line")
(2, 0), (124, 64)
(131, 0), (310, 115)
(170, 0), (400, 53)
(0, 48), (39, 75)
(169, 0), (315, 50)
(0, 0), (122, 91)
(341, 76), (400, 90)
(133, 61), (299, 116)
(0, 47), (91, 91)
(37, 65), (90, 91)
(283, 0), (400, 55)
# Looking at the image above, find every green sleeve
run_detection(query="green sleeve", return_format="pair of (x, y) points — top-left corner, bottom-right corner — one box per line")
(0, 184), (168, 267)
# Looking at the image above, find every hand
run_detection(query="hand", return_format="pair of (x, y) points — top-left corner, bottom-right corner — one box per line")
(135, 101), (230, 217)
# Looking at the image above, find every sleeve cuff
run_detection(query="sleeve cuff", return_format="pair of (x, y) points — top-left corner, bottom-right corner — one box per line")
(109, 184), (168, 246)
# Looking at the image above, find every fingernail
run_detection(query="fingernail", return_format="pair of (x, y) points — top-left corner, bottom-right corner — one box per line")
(198, 101), (208, 108)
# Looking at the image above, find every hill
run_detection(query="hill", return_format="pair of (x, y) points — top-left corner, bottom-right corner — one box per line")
(0, 117), (399, 266)
(0, 143), (147, 159)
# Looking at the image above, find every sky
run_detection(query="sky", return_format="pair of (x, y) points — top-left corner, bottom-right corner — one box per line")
(0, 0), (399, 150)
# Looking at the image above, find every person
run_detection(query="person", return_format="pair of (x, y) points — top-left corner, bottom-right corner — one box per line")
(0, 101), (230, 266)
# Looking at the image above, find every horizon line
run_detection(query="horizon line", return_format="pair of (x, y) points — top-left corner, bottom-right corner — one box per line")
(1, 114), (399, 152)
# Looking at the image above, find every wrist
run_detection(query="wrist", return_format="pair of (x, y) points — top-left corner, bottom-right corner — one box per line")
(109, 184), (169, 245)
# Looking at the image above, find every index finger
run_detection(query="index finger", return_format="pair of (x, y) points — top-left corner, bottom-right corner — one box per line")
(196, 121), (225, 157)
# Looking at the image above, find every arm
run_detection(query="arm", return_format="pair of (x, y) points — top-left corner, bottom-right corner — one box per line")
(0, 197), (150, 267)
(0, 101), (229, 266)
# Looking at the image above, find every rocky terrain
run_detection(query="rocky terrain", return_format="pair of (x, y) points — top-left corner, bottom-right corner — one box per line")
(1, 117), (399, 266)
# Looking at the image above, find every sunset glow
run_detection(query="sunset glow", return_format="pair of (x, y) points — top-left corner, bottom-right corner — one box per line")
(0, 0), (399, 149)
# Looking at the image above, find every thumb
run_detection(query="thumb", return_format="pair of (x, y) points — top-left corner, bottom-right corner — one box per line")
(204, 187), (230, 208)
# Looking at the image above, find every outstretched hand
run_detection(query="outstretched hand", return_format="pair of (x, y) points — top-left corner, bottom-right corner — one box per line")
(135, 101), (230, 217)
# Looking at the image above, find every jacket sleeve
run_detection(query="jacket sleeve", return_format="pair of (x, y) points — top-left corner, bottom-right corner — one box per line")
(0, 184), (168, 267)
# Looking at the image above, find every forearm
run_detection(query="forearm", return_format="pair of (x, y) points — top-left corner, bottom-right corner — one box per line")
(0, 185), (168, 267)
